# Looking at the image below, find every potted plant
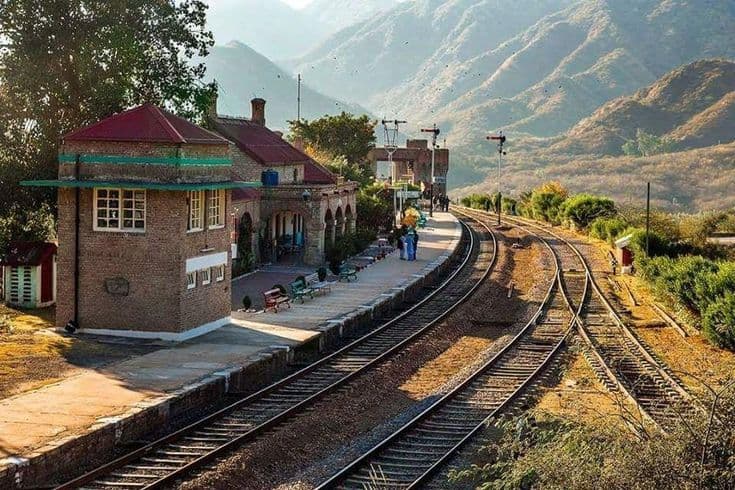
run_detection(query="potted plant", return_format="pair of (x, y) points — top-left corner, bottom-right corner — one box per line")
(241, 295), (252, 312)
(317, 266), (327, 282)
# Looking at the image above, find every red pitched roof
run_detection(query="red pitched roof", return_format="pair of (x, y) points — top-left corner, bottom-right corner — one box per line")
(1, 242), (57, 267)
(304, 160), (337, 184)
(64, 104), (228, 145)
(211, 118), (309, 165)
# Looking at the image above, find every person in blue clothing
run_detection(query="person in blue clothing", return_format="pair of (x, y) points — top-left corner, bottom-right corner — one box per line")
(406, 228), (417, 261)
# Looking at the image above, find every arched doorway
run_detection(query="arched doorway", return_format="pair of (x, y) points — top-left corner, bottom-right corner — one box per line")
(345, 204), (355, 234)
(335, 207), (344, 239)
(236, 212), (255, 272)
(324, 209), (334, 249)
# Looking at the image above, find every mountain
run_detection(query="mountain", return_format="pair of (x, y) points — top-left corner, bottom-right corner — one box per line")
(295, 0), (735, 144)
(304, 0), (405, 32)
(459, 142), (735, 211)
(552, 60), (735, 155)
(205, 0), (326, 59)
(203, 42), (369, 131)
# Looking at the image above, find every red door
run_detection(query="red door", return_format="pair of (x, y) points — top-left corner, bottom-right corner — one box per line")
(41, 260), (54, 303)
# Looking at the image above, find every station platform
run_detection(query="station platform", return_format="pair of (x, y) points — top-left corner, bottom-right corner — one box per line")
(0, 213), (461, 488)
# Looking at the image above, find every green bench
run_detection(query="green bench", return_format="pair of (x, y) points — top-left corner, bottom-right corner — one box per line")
(289, 278), (315, 303)
(338, 263), (358, 282)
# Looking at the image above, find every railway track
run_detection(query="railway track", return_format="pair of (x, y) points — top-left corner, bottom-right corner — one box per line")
(57, 217), (497, 490)
(497, 213), (701, 431)
(319, 208), (704, 489)
(317, 208), (584, 489)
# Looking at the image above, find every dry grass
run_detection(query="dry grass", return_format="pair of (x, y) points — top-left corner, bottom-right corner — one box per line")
(535, 352), (626, 428)
(0, 304), (145, 399)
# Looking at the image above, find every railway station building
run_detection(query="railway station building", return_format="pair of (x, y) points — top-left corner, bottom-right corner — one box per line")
(23, 104), (258, 340)
(367, 139), (449, 196)
(208, 97), (358, 266)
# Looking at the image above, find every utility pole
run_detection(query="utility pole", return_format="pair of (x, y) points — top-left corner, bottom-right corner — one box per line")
(382, 119), (407, 227)
(646, 182), (651, 256)
(421, 124), (441, 217)
(297, 74), (302, 122)
(487, 131), (507, 226)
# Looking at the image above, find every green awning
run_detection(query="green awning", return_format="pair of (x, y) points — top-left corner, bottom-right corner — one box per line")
(58, 153), (232, 166)
(21, 179), (262, 191)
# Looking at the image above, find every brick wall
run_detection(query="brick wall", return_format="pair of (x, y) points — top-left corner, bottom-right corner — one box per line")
(59, 141), (231, 183)
(56, 188), (231, 334)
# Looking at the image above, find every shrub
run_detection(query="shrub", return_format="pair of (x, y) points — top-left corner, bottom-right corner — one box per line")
(560, 194), (616, 229)
(241, 295), (252, 310)
(317, 266), (327, 282)
(530, 191), (566, 224)
(589, 217), (628, 243)
(702, 293), (735, 350)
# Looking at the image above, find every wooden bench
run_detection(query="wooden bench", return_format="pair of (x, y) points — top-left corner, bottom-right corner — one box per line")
(338, 263), (358, 282)
(305, 272), (332, 295)
(289, 278), (314, 303)
(263, 288), (290, 312)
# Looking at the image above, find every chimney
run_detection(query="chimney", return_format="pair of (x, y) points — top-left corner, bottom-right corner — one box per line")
(251, 98), (266, 126)
(207, 91), (218, 120)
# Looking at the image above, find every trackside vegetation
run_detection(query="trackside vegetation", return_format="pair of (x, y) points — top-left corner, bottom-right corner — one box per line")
(461, 181), (735, 351)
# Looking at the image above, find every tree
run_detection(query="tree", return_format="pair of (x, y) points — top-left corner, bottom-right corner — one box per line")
(305, 146), (373, 186)
(288, 112), (377, 166)
(0, 0), (217, 247)
(621, 129), (677, 157)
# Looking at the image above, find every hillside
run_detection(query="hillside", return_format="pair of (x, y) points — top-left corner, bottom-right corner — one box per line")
(205, 0), (326, 59)
(458, 143), (735, 212)
(203, 42), (369, 131)
(553, 60), (735, 155)
(304, 0), (404, 32)
(295, 0), (735, 145)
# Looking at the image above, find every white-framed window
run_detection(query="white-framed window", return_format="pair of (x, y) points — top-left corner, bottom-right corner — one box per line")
(201, 268), (211, 285)
(188, 190), (204, 232)
(207, 189), (225, 228)
(215, 264), (225, 282)
(187, 271), (196, 290)
(94, 188), (146, 232)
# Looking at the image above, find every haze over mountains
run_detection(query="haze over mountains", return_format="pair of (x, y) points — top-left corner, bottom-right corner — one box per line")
(203, 42), (366, 130)
(205, 0), (403, 59)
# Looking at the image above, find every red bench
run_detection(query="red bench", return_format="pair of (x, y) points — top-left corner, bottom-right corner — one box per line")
(263, 288), (291, 312)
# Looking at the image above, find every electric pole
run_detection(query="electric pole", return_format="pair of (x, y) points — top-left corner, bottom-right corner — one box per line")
(382, 119), (407, 226)
(297, 74), (302, 122)
(646, 182), (651, 257)
(421, 124), (441, 217)
(487, 131), (507, 226)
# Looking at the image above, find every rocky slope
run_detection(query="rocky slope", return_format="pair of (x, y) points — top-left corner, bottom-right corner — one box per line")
(295, 0), (735, 144)
(551, 60), (735, 155)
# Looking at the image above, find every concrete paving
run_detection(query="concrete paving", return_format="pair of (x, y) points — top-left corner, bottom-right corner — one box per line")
(0, 213), (460, 460)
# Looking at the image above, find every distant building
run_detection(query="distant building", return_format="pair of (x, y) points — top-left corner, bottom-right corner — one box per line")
(367, 139), (449, 196)
(0, 242), (57, 309)
(23, 104), (258, 340)
(208, 97), (358, 266)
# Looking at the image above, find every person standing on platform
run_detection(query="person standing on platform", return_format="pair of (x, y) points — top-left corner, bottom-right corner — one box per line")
(406, 228), (417, 261)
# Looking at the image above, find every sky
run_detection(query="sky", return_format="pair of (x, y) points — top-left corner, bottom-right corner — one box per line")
(282, 0), (313, 8)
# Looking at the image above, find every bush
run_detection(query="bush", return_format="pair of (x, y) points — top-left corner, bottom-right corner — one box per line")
(560, 194), (616, 229)
(241, 295), (252, 310)
(317, 267), (327, 282)
(702, 293), (735, 350)
(589, 217), (628, 243)
(530, 191), (566, 224)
